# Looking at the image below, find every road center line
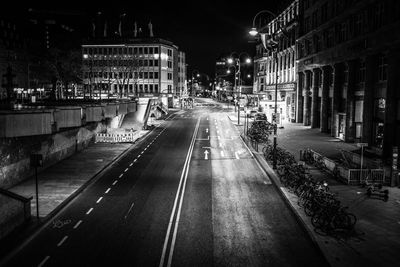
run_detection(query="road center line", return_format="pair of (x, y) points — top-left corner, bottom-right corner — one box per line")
(105, 188), (111, 194)
(159, 117), (200, 267)
(73, 220), (82, 229)
(57, 236), (68, 247)
(86, 208), (93, 215)
(96, 197), (103, 204)
(124, 168), (129, 172)
(119, 174), (124, 178)
(133, 159), (137, 162)
(38, 256), (50, 267)
(112, 180), (118, 185)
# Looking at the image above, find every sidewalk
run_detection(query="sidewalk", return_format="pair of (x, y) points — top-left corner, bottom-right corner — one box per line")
(229, 114), (400, 267)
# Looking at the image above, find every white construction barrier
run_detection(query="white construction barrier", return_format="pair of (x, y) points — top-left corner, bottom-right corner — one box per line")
(95, 132), (141, 143)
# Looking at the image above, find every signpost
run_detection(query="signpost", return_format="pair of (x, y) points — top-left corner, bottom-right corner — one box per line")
(357, 143), (368, 181)
(30, 154), (43, 220)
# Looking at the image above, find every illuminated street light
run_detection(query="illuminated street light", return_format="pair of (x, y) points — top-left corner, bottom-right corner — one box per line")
(249, 27), (258, 36)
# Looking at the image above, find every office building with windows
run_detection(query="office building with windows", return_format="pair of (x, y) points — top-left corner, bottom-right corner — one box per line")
(253, 0), (299, 123)
(296, 0), (400, 157)
(81, 38), (185, 98)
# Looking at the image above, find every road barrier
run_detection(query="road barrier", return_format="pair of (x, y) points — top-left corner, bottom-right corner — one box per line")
(95, 132), (140, 143)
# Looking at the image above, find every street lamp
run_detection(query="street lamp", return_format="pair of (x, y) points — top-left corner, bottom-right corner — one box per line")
(249, 10), (282, 170)
(227, 52), (252, 125)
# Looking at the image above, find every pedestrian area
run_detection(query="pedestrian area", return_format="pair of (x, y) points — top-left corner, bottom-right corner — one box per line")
(229, 113), (400, 267)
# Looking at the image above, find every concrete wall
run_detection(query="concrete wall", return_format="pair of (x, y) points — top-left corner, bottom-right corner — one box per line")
(103, 104), (118, 118)
(85, 106), (103, 122)
(55, 107), (82, 129)
(0, 122), (106, 189)
(0, 189), (31, 240)
(0, 112), (53, 138)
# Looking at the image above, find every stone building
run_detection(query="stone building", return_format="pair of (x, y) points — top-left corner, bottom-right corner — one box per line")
(82, 38), (186, 98)
(253, 0), (299, 123)
(296, 0), (400, 157)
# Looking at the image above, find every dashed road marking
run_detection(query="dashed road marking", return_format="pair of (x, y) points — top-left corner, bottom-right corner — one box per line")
(144, 148), (147, 151)
(137, 155), (141, 158)
(129, 163), (133, 167)
(124, 168), (129, 172)
(96, 197), (103, 204)
(119, 174), (124, 178)
(134, 159), (137, 162)
(105, 188), (111, 194)
(112, 180), (118, 185)
(86, 208), (93, 215)
(73, 220), (82, 229)
(38, 256), (50, 267)
(220, 151), (224, 157)
(140, 151), (144, 155)
(57, 236), (68, 247)
(235, 152), (240, 159)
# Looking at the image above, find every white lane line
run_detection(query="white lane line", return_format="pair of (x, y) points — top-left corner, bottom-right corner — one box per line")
(124, 168), (129, 172)
(119, 174), (124, 178)
(220, 151), (225, 157)
(134, 159), (137, 162)
(73, 220), (82, 229)
(105, 188), (111, 194)
(129, 163), (133, 167)
(38, 256), (50, 267)
(235, 152), (240, 159)
(141, 151), (144, 155)
(144, 148), (147, 151)
(86, 208), (93, 215)
(137, 155), (141, 158)
(124, 202), (135, 219)
(160, 118), (200, 267)
(112, 180), (118, 185)
(57, 236), (68, 247)
(96, 197), (103, 204)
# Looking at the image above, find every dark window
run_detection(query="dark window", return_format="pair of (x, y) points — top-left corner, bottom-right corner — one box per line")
(144, 47), (148, 54)
(378, 54), (387, 81)
(154, 60), (159, 66)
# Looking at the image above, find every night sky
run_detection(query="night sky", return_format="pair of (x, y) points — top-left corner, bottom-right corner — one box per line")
(6, 0), (292, 77)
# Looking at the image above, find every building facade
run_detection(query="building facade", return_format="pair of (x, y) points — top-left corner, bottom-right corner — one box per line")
(82, 38), (186, 98)
(253, 0), (299, 123)
(296, 0), (400, 157)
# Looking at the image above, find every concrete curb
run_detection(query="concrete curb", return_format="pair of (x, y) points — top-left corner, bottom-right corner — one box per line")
(0, 125), (161, 266)
(239, 134), (331, 267)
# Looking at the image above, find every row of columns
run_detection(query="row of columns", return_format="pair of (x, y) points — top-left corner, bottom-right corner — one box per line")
(296, 51), (400, 158)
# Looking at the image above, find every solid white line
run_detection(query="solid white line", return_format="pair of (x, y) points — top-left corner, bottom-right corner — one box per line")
(86, 208), (93, 215)
(73, 220), (82, 229)
(112, 180), (118, 185)
(124, 168), (129, 172)
(235, 152), (240, 159)
(96, 197), (103, 204)
(57, 236), (68, 247)
(38, 256), (50, 267)
(159, 118), (200, 267)
(119, 174), (124, 178)
(105, 188), (111, 194)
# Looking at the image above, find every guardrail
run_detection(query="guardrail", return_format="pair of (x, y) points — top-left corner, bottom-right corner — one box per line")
(347, 169), (385, 185)
(95, 132), (141, 143)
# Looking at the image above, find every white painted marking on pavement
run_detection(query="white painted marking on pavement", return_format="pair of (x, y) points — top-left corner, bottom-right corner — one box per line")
(124, 168), (129, 172)
(73, 220), (82, 229)
(86, 208), (93, 215)
(96, 197), (103, 204)
(105, 188), (111, 194)
(141, 151), (144, 155)
(144, 147), (147, 151)
(38, 256), (50, 267)
(119, 174), (124, 178)
(124, 202), (135, 219)
(235, 152), (240, 159)
(220, 151), (224, 157)
(112, 180), (118, 185)
(57, 236), (68, 247)
(134, 159), (137, 162)
(129, 163), (133, 167)
(137, 155), (141, 158)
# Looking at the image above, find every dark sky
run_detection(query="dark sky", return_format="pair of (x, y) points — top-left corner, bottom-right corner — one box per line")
(7, 0), (292, 77)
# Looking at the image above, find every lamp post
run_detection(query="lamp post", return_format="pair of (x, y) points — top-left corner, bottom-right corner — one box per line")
(249, 10), (282, 170)
(227, 52), (252, 125)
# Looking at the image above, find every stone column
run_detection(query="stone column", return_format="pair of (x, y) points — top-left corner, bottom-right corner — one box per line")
(362, 55), (376, 145)
(384, 50), (400, 158)
(320, 66), (330, 133)
(345, 60), (356, 142)
(311, 68), (320, 128)
(296, 72), (304, 123)
(303, 70), (311, 126)
(331, 63), (343, 137)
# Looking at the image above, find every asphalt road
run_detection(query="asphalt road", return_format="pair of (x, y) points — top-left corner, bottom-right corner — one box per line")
(4, 98), (328, 267)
